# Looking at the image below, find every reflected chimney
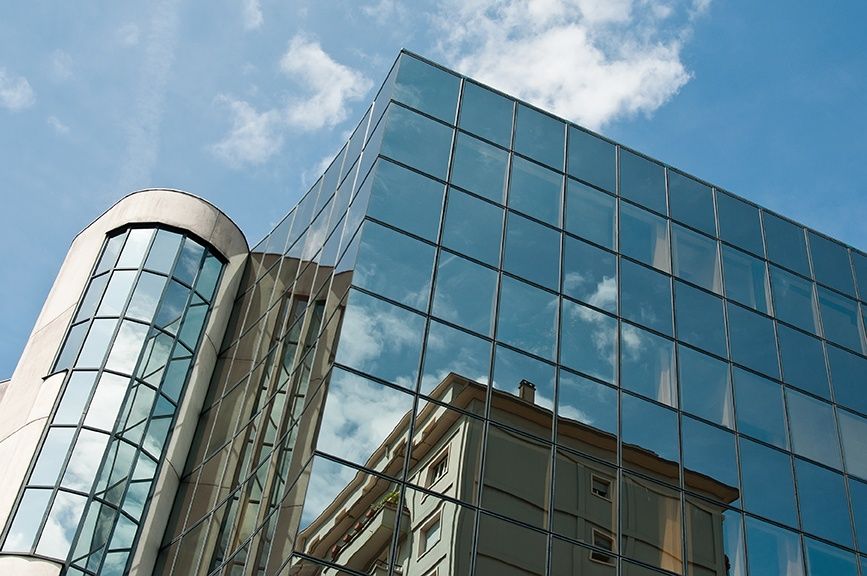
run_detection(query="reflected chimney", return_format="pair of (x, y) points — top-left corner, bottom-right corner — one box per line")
(518, 379), (536, 404)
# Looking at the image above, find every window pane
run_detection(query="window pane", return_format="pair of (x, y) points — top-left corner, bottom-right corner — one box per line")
(620, 149), (666, 214)
(567, 126), (615, 192)
(809, 232), (855, 296)
(74, 272), (109, 322)
(621, 473), (682, 571)
(562, 235), (616, 312)
(848, 478), (867, 551)
(682, 416), (739, 499)
(763, 212), (810, 276)
(30, 427), (75, 486)
(560, 299), (616, 383)
(620, 259), (672, 336)
(126, 272), (167, 322)
(621, 393), (679, 469)
(817, 286), (864, 353)
(195, 253), (222, 301)
(458, 80), (513, 148)
(116, 228), (153, 269)
(717, 192), (763, 256)
(420, 320), (491, 396)
(722, 245), (771, 313)
(853, 251), (867, 302)
(795, 458), (853, 547)
(551, 454), (618, 553)
(745, 517), (804, 576)
(497, 276), (558, 361)
(353, 221), (434, 311)
(551, 535), (616, 576)
(62, 430), (109, 491)
(672, 224), (721, 293)
(450, 131), (508, 203)
(77, 318), (118, 368)
(804, 538), (857, 576)
(54, 371), (97, 425)
(679, 345), (733, 427)
(770, 265), (819, 334)
(392, 53), (459, 123)
(3, 488), (51, 552)
(441, 189), (503, 266)
(36, 491), (88, 559)
(686, 503), (746, 576)
(381, 105), (453, 180)
(557, 370), (617, 458)
(493, 345), (556, 414)
(503, 212), (560, 290)
(778, 324), (830, 398)
(739, 438), (797, 526)
(786, 389), (842, 469)
(727, 302), (779, 378)
(514, 103), (564, 169)
(674, 281), (727, 358)
(55, 322), (89, 371)
(432, 251), (497, 336)
(508, 155), (561, 225)
(95, 232), (126, 276)
(97, 270), (136, 316)
(668, 170), (715, 235)
(565, 179), (616, 249)
(365, 158), (445, 242)
(144, 229), (182, 273)
(734, 367), (787, 449)
(620, 201), (670, 272)
(154, 280), (190, 333)
(828, 345), (867, 415)
(105, 320), (149, 374)
(621, 324), (676, 407)
(476, 512), (546, 576)
(838, 409), (867, 480)
(83, 373), (129, 431)
(334, 289), (424, 388)
(172, 237), (204, 286)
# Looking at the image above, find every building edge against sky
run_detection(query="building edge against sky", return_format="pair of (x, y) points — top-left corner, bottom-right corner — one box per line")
(1, 49), (867, 576)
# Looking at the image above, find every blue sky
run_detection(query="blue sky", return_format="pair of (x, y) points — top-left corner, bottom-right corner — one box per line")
(1, 0), (866, 377)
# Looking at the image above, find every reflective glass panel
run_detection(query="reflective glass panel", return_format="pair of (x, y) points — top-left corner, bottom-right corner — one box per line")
(817, 286), (864, 353)
(97, 270), (136, 316)
(848, 478), (867, 551)
(54, 371), (97, 425)
(497, 275), (558, 361)
(620, 201), (670, 272)
(116, 228), (152, 269)
(621, 473), (682, 571)
(36, 491), (87, 559)
(739, 438), (797, 526)
(771, 265), (819, 334)
(560, 299), (616, 383)
(551, 536), (616, 576)
(621, 393), (679, 467)
(763, 212), (810, 276)
(672, 224), (721, 293)
(173, 237), (204, 286)
(492, 345), (556, 413)
(508, 155), (561, 225)
(804, 538), (858, 576)
(620, 149), (666, 214)
(195, 253), (221, 300)
(3, 488), (51, 552)
(441, 189), (503, 267)
(674, 281), (727, 358)
(620, 324), (677, 407)
(334, 289), (424, 388)
(686, 502), (746, 576)
(74, 273), (109, 323)
(853, 251), (867, 301)
(365, 158), (445, 242)
(795, 458), (853, 546)
(77, 319), (118, 368)
(668, 170), (715, 235)
(353, 221), (435, 311)
(727, 302), (779, 378)
(144, 229), (182, 273)
(620, 259), (672, 336)
(431, 250), (497, 336)
(567, 126), (615, 192)
(786, 388), (842, 469)
(733, 368), (789, 449)
(62, 429), (109, 491)
(717, 192), (764, 256)
(450, 131), (508, 203)
(55, 322), (88, 371)
(154, 280), (190, 334)
(838, 409), (867, 480)
(514, 103), (564, 169)
(126, 272), (167, 322)
(95, 232), (125, 276)
(393, 53), (459, 122)
(778, 323), (830, 398)
(745, 517), (804, 576)
(105, 320), (149, 374)
(809, 232), (855, 296)
(83, 372), (128, 431)
(828, 345), (867, 415)
(31, 427), (75, 486)
(564, 179), (616, 249)
(557, 370), (617, 456)
(682, 416), (739, 500)
(679, 344), (733, 427)
(458, 80), (513, 147)
(552, 451), (617, 547)
(722, 245), (771, 313)
(503, 212), (560, 290)
(380, 105), (453, 180)
(421, 320), (491, 396)
(562, 235), (616, 313)
(476, 512), (546, 576)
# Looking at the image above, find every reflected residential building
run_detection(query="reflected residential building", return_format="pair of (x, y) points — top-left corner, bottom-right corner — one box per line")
(1, 50), (867, 576)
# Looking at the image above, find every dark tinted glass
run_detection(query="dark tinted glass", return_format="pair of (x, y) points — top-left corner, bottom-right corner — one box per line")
(770, 265), (819, 334)
(727, 302), (779, 378)
(682, 416), (739, 497)
(560, 300), (616, 383)
(458, 80), (513, 148)
(739, 438), (797, 526)
(620, 202), (670, 272)
(671, 224), (721, 293)
(514, 104), (564, 169)
(562, 236), (616, 312)
(365, 158), (445, 242)
(620, 149), (666, 214)
(380, 105), (453, 180)
(717, 192), (763, 255)
(804, 538), (858, 576)
(497, 276), (557, 361)
(809, 232), (855, 296)
(817, 286), (864, 353)
(763, 212), (810, 276)
(620, 259), (672, 336)
(567, 126), (615, 192)
(432, 251), (497, 336)
(668, 170), (715, 235)
(450, 131), (508, 203)
(620, 473), (682, 569)
(686, 502), (746, 576)
(848, 478), (867, 551)
(393, 54), (460, 123)
(565, 179), (616, 249)
(827, 345), (867, 415)
(441, 189), (503, 266)
(674, 281), (727, 358)
(621, 393), (679, 466)
(476, 512), (546, 575)
(508, 155), (561, 225)
(734, 367), (787, 448)
(837, 409), (867, 480)
(620, 324), (677, 407)
(722, 245), (771, 313)
(853, 251), (867, 301)
(786, 388), (842, 469)
(503, 213), (560, 290)
(795, 458), (853, 547)
(679, 345), (733, 427)
(777, 323), (830, 398)
(745, 517), (804, 576)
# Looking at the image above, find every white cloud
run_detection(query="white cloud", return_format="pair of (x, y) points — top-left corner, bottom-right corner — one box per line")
(211, 37), (371, 169)
(0, 68), (35, 111)
(116, 23), (141, 46)
(436, 0), (709, 130)
(49, 49), (74, 82)
(47, 115), (69, 134)
(241, 0), (264, 30)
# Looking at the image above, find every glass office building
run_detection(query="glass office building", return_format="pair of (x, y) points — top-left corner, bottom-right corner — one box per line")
(2, 51), (867, 576)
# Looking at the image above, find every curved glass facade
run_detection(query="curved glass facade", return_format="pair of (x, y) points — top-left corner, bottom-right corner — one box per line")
(1, 226), (223, 575)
